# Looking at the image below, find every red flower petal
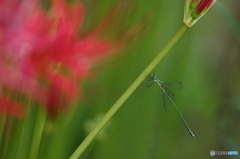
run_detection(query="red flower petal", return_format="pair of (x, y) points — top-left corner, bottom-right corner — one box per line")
(47, 73), (78, 98)
(196, 0), (214, 14)
(0, 96), (26, 118)
(73, 38), (113, 58)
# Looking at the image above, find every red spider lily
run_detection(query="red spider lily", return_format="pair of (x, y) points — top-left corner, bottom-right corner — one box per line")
(0, 0), (115, 118)
(183, 0), (216, 27)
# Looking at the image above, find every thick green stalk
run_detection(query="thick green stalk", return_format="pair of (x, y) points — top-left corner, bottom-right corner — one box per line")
(0, 112), (6, 151)
(15, 99), (32, 159)
(0, 85), (4, 149)
(69, 24), (188, 159)
(2, 115), (10, 158)
(28, 107), (46, 159)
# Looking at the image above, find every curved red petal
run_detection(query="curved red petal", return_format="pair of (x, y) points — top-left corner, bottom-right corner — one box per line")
(0, 96), (26, 118)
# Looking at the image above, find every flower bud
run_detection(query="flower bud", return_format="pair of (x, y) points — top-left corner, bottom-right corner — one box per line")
(183, 0), (216, 27)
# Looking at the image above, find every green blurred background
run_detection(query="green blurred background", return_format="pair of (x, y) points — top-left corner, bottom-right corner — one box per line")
(44, 0), (240, 158)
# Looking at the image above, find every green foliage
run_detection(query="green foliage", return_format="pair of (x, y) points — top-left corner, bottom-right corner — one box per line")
(46, 0), (240, 159)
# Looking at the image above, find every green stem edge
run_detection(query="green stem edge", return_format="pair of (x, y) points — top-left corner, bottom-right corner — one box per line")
(69, 24), (188, 159)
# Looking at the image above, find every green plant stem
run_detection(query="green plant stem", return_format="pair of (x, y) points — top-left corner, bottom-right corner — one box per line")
(2, 89), (14, 158)
(28, 107), (46, 159)
(2, 115), (10, 158)
(0, 85), (4, 150)
(69, 24), (188, 159)
(15, 99), (32, 159)
(0, 113), (6, 150)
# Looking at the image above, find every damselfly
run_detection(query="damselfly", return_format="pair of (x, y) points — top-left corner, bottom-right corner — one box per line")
(145, 74), (195, 138)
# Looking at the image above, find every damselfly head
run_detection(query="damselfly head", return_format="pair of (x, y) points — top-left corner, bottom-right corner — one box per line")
(150, 74), (157, 79)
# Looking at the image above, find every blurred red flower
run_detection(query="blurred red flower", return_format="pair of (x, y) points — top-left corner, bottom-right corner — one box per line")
(0, 97), (26, 118)
(0, 0), (115, 117)
(183, 0), (216, 27)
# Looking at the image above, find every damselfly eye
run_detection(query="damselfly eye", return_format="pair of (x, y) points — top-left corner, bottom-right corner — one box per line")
(152, 74), (157, 78)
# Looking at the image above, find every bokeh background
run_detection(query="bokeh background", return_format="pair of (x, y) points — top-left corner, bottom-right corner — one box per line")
(3, 0), (240, 159)
(47, 0), (240, 159)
